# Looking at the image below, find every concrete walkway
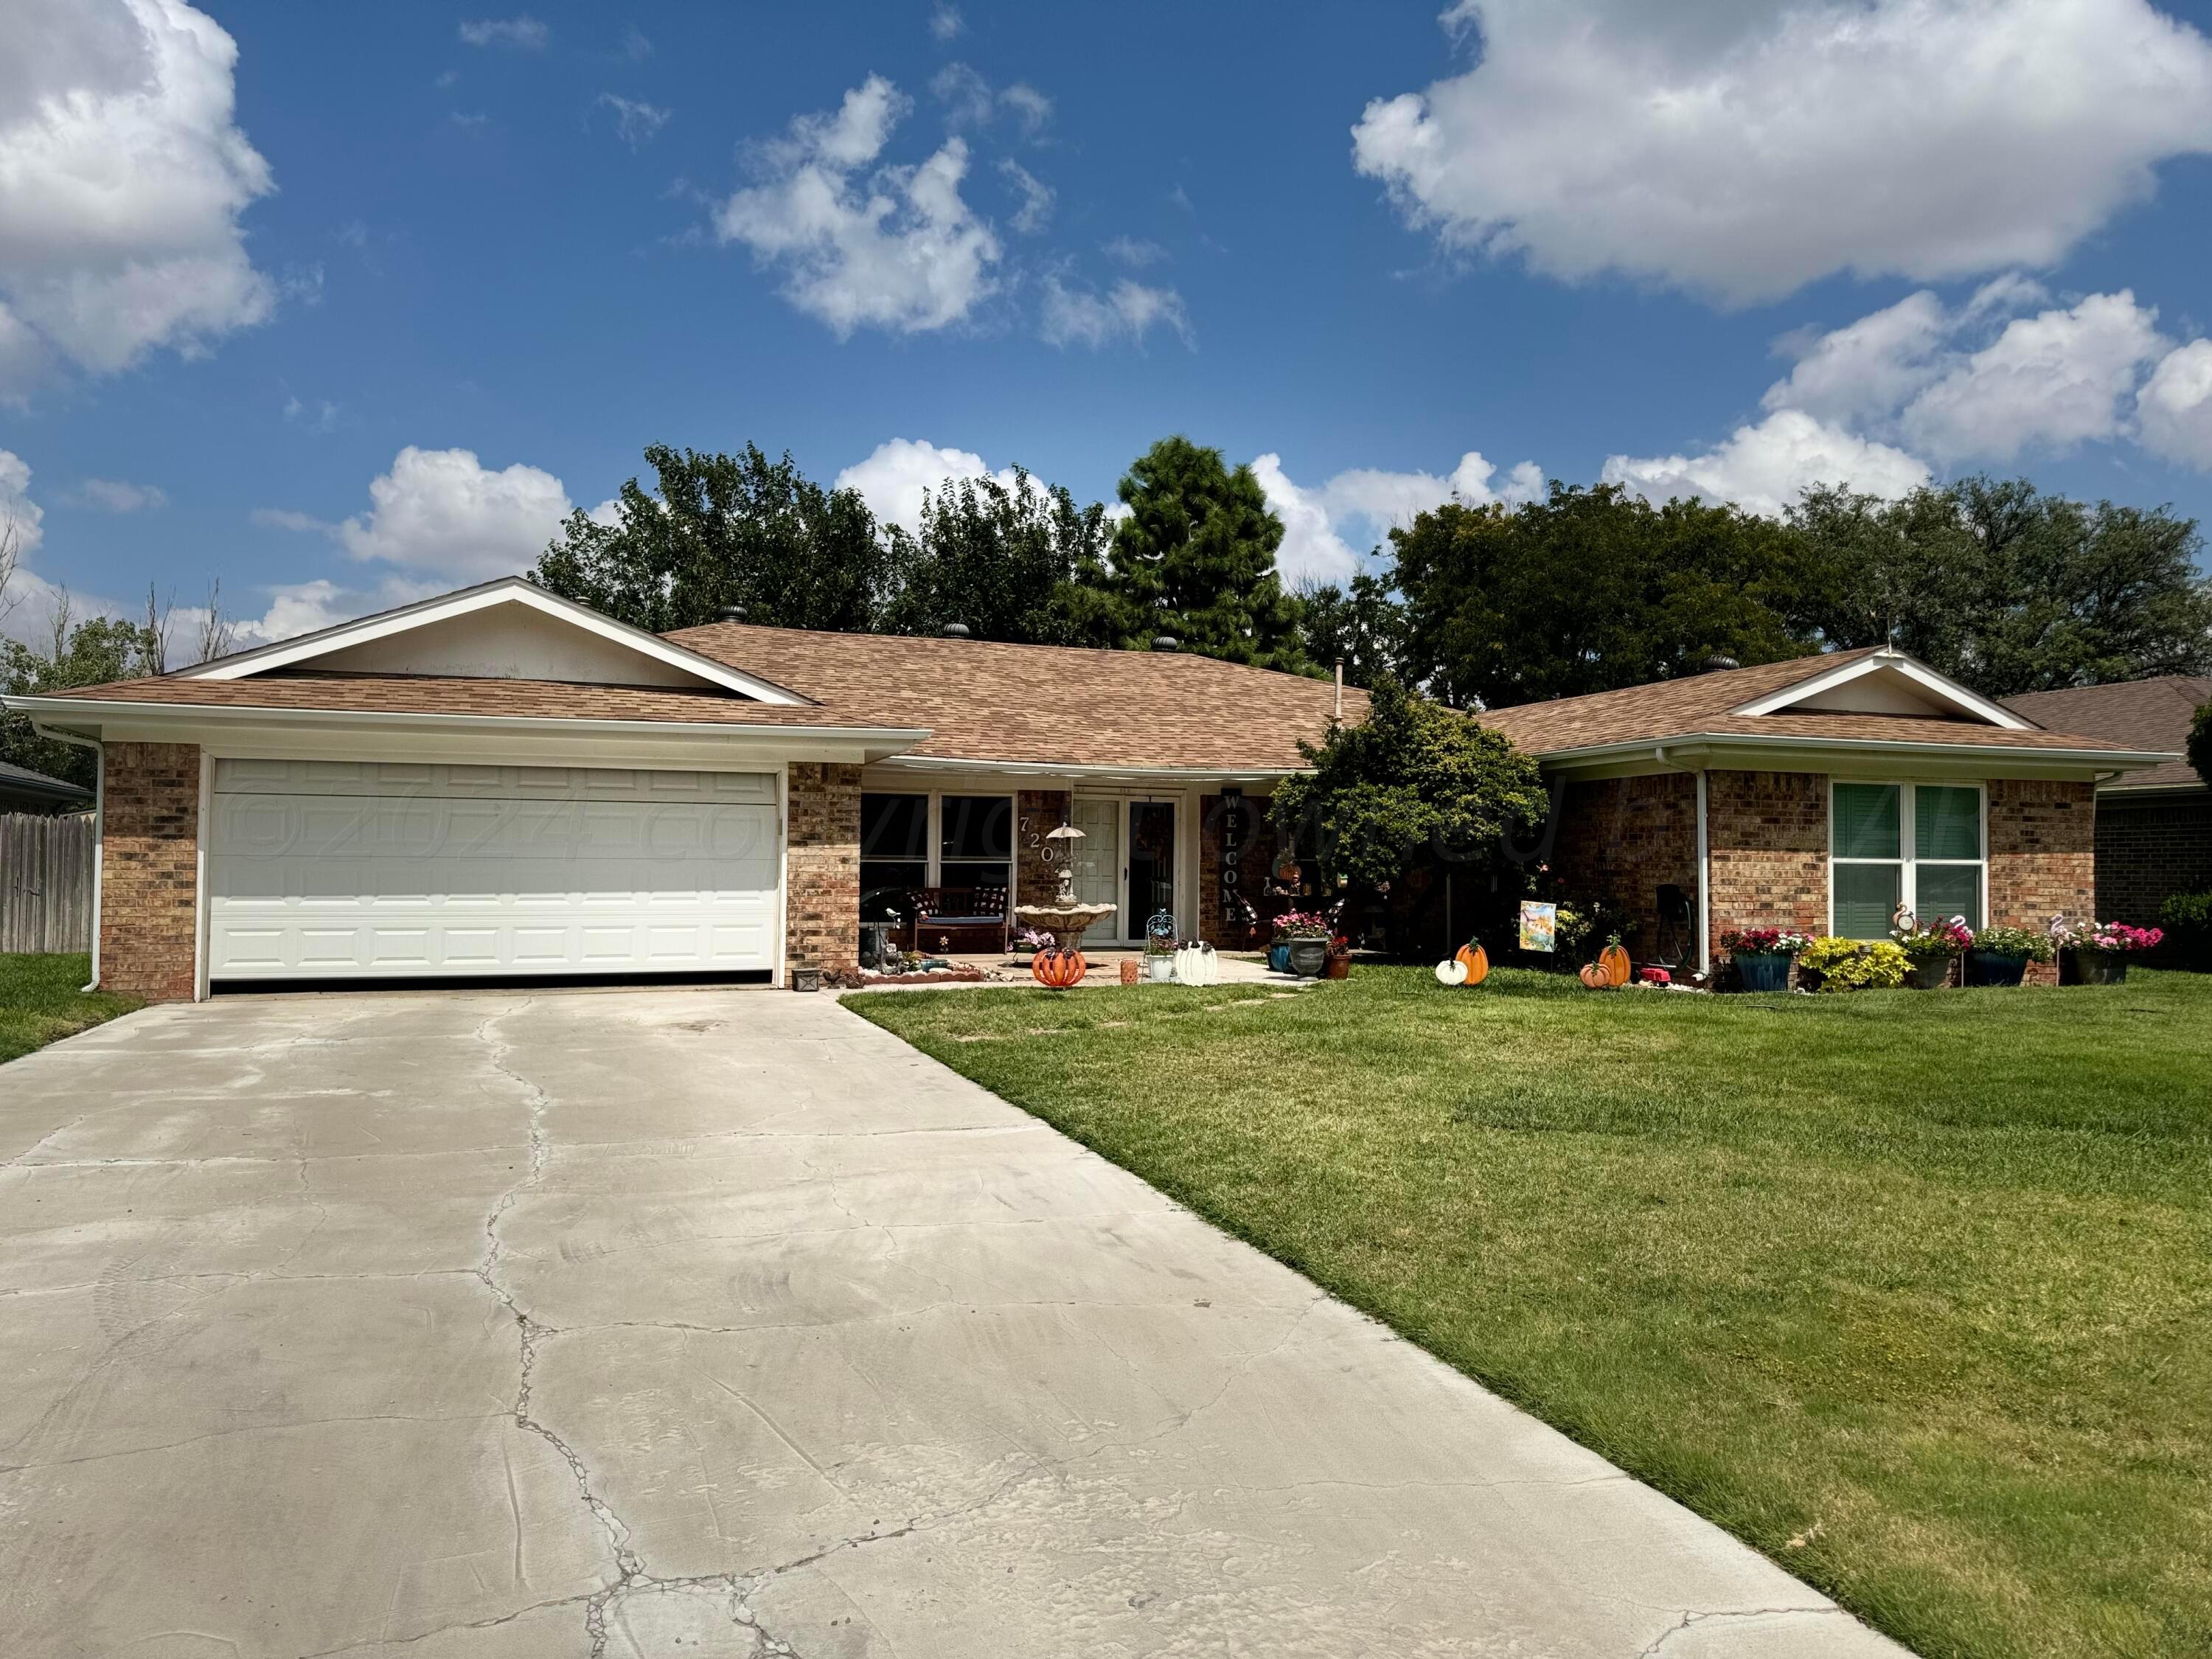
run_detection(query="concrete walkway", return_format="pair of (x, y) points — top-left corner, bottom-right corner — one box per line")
(0, 990), (1906, 1658)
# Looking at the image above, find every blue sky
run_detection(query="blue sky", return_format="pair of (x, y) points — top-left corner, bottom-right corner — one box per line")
(5, 0), (2212, 651)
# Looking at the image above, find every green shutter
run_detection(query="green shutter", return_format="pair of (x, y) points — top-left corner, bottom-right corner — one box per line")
(1832, 783), (1900, 860)
(1916, 786), (1981, 860)
(1834, 863), (1902, 939)
(1916, 863), (1982, 928)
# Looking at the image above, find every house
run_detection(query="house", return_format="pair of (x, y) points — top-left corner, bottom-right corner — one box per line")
(0, 760), (94, 815)
(2003, 678), (2211, 929)
(0, 579), (2171, 1000)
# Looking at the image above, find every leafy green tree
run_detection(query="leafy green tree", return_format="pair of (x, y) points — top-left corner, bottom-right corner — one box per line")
(880, 469), (1113, 644)
(1, 604), (157, 790)
(1388, 482), (1815, 709)
(1099, 437), (1306, 669)
(1270, 674), (1547, 893)
(1793, 476), (2212, 695)
(532, 444), (899, 633)
(2189, 698), (2211, 790)
(1295, 571), (1407, 689)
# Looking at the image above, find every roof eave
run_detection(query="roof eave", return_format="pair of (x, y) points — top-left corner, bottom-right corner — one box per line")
(1529, 731), (2179, 778)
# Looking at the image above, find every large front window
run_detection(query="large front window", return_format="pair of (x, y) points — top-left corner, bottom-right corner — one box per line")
(860, 792), (927, 922)
(1831, 782), (1984, 938)
(859, 791), (1015, 922)
(939, 794), (1013, 894)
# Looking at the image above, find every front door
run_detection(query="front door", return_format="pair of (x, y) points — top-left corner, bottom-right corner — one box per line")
(1071, 796), (1177, 945)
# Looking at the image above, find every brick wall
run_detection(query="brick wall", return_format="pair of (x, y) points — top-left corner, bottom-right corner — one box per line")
(1197, 790), (1276, 948)
(1015, 788), (1071, 908)
(1987, 778), (2096, 985)
(100, 742), (201, 1002)
(2094, 792), (2212, 925)
(1705, 771), (1828, 959)
(1550, 773), (1698, 958)
(785, 762), (861, 976)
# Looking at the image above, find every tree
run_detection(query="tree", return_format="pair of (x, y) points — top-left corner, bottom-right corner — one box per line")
(532, 443), (900, 633)
(1388, 482), (1815, 709)
(1, 596), (158, 790)
(1097, 437), (1306, 669)
(880, 469), (1113, 644)
(1792, 476), (2212, 695)
(2190, 698), (2211, 791)
(1270, 674), (1547, 894)
(1295, 571), (1407, 689)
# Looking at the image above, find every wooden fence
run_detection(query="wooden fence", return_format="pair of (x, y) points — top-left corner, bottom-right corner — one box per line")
(1, 812), (96, 954)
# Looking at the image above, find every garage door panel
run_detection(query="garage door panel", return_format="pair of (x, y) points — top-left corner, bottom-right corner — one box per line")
(209, 761), (780, 980)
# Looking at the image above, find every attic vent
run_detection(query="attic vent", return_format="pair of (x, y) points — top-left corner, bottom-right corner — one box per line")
(1152, 635), (1180, 653)
(715, 605), (748, 623)
(1702, 653), (1740, 672)
(941, 622), (971, 639)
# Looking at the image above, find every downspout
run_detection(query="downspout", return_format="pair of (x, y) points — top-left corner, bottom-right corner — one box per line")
(32, 722), (103, 992)
(1653, 745), (1711, 978)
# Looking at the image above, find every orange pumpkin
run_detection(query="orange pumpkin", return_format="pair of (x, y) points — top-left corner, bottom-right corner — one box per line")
(1579, 961), (1613, 990)
(1032, 947), (1087, 988)
(1598, 941), (1632, 987)
(1455, 942), (1489, 986)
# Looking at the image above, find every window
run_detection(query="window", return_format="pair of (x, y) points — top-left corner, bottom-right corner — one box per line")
(1829, 782), (1983, 939)
(939, 794), (1013, 895)
(860, 793), (926, 922)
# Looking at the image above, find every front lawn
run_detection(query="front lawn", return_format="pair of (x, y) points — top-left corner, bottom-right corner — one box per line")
(854, 967), (2212, 1659)
(0, 953), (140, 1063)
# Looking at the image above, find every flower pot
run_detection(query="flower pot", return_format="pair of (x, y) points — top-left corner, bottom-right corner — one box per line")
(1147, 954), (1176, 982)
(1733, 952), (1792, 993)
(1965, 950), (2028, 987)
(1285, 938), (1329, 978)
(2067, 947), (2127, 987)
(1322, 950), (1351, 980)
(1908, 955), (1956, 990)
(1267, 942), (1293, 974)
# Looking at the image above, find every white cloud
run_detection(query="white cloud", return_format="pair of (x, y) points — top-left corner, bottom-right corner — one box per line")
(929, 63), (995, 129)
(1102, 236), (1166, 268)
(1252, 450), (1545, 585)
(260, 446), (573, 585)
(2137, 339), (2212, 470)
(0, 0), (276, 397)
(929, 4), (964, 43)
(1352, 0), (2212, 305)
(834, 437), (1018, 537)
(68, 477), (167, 513)
(1039, 276), (1190, 350)
(1000, 159), (1053, 235)
(0, 450), (48, 554)
(458, 15), (546, 50)
(282, 394), (339, 433)
(597, 92), (671, 148)
(714, 76), (1001, 337)
(620, 24), (653, 63)
(1000, 83), (1051, 139)
(1601, 410), (1930, 518)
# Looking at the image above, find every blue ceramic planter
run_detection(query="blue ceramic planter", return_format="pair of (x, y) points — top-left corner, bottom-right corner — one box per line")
(1965, 950), (2028, 987)
(1733, 952), (1792, 993)
(1267, 942), (1293, 974)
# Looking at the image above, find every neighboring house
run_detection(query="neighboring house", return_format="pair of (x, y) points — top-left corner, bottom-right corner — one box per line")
(2003, 676), (2212, 927)
(0, 760), (94, 815)
(0, 579), (2170, 1000)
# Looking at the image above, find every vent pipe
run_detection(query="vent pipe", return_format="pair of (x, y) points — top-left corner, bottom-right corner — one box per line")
(714, 605), (748, 623)
(941, 622), (971, 639)
(1152, 635), (1179, 652)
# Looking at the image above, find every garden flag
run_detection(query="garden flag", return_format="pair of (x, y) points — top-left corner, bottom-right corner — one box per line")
(1519, 901), (1557, 953)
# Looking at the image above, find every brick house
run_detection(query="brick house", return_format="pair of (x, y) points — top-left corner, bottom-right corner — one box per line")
(1, 580), (2171, 1000)
(2003, 677), (2211, 929)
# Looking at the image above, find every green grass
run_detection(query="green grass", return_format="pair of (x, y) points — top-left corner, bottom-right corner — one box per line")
(0, 953), (140, 1063)
(854, 967), (2212, 1659)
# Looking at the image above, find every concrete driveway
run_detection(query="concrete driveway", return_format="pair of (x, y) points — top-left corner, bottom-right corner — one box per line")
(0, 990), (1905, 1659)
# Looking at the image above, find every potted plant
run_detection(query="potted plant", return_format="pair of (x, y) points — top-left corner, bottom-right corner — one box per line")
(1322, 935), (1352, 979)
(1144, 932), (1177, 981)
(2049, 917), (2164, 985)
(1795, 936), (1910, 992)
(1717, 927), (1810, 993)
(1963, 925), (2051, 987)
(1276, 910), (1333, 978)
(1893, 914), (1972, 989)
(1013, 926), (1054, 961)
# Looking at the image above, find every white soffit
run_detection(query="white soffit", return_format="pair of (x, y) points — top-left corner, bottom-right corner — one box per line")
(1731, 650), (2031, 729)
(181, 578), (809, 706)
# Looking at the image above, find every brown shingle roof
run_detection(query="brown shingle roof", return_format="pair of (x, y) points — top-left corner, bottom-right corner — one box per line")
(665, 622), (1363, 771)
(2004, 677), (2211, 790)
(39, 673), (907, 730)
(1478, 648), (2152, 758)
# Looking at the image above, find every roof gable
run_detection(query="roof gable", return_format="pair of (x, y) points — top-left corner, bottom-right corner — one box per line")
(182, 578), (807, 704)
(1730, 649), (2029, 728)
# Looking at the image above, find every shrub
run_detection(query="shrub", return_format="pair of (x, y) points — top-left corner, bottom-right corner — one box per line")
(1970, 925), (2054, 962)
(2163, 891), (2212, 969)
(1797, 936), (1910, 991)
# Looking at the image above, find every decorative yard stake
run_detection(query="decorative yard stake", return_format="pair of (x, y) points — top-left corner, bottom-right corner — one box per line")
(1032, 946), (1087, 988)
(1597, 933), (1632, 988)
(1454, 941), (1489, 986)
(1435, 958), (1468, 985)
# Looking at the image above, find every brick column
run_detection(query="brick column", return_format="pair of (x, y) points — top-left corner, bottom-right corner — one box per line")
(1988, 779), (2096, 986)
(1197, 790), (1276, 948)
(785, 763), (861, 976)
(1705, 771), (1828, 961)
(1551, 773), (1700, 959)
(1015, 788), (1071, 908)
(100, 742), (202, 1002)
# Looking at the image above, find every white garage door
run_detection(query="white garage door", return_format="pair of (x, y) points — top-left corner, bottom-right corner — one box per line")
(209, 760), (779, 981)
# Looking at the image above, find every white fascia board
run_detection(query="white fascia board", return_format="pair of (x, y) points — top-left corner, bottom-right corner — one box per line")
(1537, 731), (2175, 779)
(1730, 650), (2031, 729)
(178, 577), (810, 706)
(871, 754), (1302, 784)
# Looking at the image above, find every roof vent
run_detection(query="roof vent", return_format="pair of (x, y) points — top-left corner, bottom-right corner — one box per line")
(714, 605), (748, 624)
(1152, 635), (1180, 653)
(1702, 653), (1741, 672)
(940, 622), (971, 639)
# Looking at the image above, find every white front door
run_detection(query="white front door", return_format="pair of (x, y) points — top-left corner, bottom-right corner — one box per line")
(1071, 796), (1180, 945)
(206, 759), (779, 981)
(1071, 797), (1121, 933)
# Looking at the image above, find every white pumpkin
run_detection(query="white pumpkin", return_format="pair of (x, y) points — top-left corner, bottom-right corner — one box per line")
(1434, 958), (1469, 986)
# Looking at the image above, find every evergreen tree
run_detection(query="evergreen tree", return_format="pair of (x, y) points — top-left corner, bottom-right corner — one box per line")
(1296, 571), (1408, 688)
(880, 468), (1113, 644)
(1101, 437), (1306, 669)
